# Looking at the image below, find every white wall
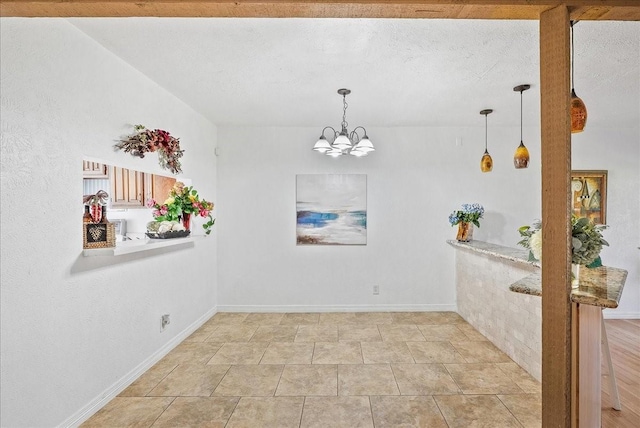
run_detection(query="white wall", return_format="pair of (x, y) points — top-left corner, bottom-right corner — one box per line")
(217, 125), (639, 317)
(0, 19), (218, 427)
(1, 17), (637, 428)
(216, 125), (541, 311)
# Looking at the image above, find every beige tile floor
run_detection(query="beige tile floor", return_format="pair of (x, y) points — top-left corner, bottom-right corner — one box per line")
(82, 312), (541, 427)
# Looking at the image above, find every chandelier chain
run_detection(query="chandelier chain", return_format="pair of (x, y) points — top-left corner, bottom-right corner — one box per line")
(342, 95), (349, 130)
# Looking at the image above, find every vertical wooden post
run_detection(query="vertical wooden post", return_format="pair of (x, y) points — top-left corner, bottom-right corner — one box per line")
(540, 5), (572, 427)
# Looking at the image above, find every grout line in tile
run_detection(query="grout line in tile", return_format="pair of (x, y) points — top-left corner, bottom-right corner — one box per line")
(431, 395), (451, 427)
(388, 362), (403, 396)
(204, 346), (222, 366)
(367, 395), (376, 428)
(223, 396), (242, 428)
(417, 325), (428, 341)
(408, 341), (417, 364)
(299, 396), (307, 428)
(142, 363), (179, 397)
(246, 326), (258, 342)
(257, 342), (268, 364)
(148, 396), (177, 427)
(442, 363), (465, 395)
(495, 394), (526, 428)
(272, 361), (285, 397)
(209, 365), (232, 397)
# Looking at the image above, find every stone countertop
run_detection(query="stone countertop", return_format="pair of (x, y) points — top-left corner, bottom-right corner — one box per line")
(510, 267), (628, 309)
(448, 240), (628, 309)
(446, 239), (541, 267)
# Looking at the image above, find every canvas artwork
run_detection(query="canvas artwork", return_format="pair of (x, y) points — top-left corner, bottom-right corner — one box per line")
(571, 170), (607, 225)
(296, 174), (367, 245)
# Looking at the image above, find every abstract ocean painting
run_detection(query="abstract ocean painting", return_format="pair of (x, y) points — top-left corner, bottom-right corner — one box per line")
(296, 174), (367, 245)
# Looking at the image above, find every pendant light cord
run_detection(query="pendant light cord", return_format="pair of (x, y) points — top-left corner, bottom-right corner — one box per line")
(571, 21), (575, 91)
(485, 114), (488, 151)
(520, 89), (523, 142)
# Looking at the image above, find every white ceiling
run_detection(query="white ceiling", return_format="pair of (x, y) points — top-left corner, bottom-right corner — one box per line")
(69, 18), (639, 129)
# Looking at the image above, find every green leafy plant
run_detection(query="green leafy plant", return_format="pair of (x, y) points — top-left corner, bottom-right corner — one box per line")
(571, 215), (609, 265)
(517, 215), (608, 265)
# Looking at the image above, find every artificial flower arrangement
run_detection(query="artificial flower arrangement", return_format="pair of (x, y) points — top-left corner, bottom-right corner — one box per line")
(448, 203), (485, 227)
(147, 181), (215, 235)
(517, 214), (608, 266)
(115, 124), (184, 174)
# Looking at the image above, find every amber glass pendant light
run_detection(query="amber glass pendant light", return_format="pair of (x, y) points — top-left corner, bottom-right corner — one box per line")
(513, 84), (531, 169)
(570, 21), (587, 133)
(480, 109), (493, 172)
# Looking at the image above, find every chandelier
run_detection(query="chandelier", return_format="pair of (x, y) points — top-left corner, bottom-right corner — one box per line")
(313, 89), (375, 157)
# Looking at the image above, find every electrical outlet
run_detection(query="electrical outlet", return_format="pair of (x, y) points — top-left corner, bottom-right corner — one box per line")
(373, 285), (380, 295)
(161, 314), (171, 332)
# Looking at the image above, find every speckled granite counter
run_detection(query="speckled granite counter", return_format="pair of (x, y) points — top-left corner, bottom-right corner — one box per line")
(446, 240), (541, 268)
(448, 240), (628, 309)
(510, 266), (628, 309)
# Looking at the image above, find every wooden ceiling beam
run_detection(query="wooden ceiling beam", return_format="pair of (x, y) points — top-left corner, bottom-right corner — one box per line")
(1, 1), (639, 20)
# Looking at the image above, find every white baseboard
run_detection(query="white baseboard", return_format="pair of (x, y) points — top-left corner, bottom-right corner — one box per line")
(60, 306), (218, 428)
(602, 310), (640, 319)
(216, 304), (457, 313)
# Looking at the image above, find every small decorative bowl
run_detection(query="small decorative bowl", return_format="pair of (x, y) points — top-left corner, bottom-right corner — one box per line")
(145, 230), (191, 239)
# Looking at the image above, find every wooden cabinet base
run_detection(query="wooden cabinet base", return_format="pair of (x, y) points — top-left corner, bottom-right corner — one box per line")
(575, 303), (602, 426)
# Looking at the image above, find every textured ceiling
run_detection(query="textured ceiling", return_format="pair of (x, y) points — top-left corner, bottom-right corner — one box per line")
(70, 18), (639, 129)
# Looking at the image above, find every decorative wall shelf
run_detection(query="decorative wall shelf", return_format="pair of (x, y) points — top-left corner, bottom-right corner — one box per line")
(83, 236), (200, 257)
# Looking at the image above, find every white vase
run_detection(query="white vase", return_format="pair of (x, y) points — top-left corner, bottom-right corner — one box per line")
(571, 263), (580, 289)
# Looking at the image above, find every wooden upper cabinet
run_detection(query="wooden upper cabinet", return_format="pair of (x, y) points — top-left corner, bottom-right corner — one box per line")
(108, 166), (176, 208)
(147, 174), (177, 205)
(82, 161), (108, 178)
(110, 166), (145, 208)
(103, 162), (176, 208)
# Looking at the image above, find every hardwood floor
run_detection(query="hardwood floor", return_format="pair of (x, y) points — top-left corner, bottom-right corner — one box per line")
(602, 319), (640, 428)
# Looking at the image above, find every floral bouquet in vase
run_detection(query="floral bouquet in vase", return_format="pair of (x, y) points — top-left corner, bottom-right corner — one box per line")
(449, 203), (484, 242)
(148, 181), (215, 235)
(517, 215), (608, 286)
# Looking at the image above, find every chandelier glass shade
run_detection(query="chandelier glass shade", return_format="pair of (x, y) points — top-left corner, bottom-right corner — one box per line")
(313, 89), (375, 157)
(480, 109), (493, 173)
(513, 84), (531, 169)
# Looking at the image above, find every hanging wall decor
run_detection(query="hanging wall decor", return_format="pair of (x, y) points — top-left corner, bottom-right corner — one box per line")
(115, 125), (184, 174)
(571, 170), (607, 224)
(296, 174), (367, 245)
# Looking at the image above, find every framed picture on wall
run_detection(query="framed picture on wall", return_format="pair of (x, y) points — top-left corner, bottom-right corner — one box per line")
(571, 170), (607, 225)
(296, 174), (367, 245)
